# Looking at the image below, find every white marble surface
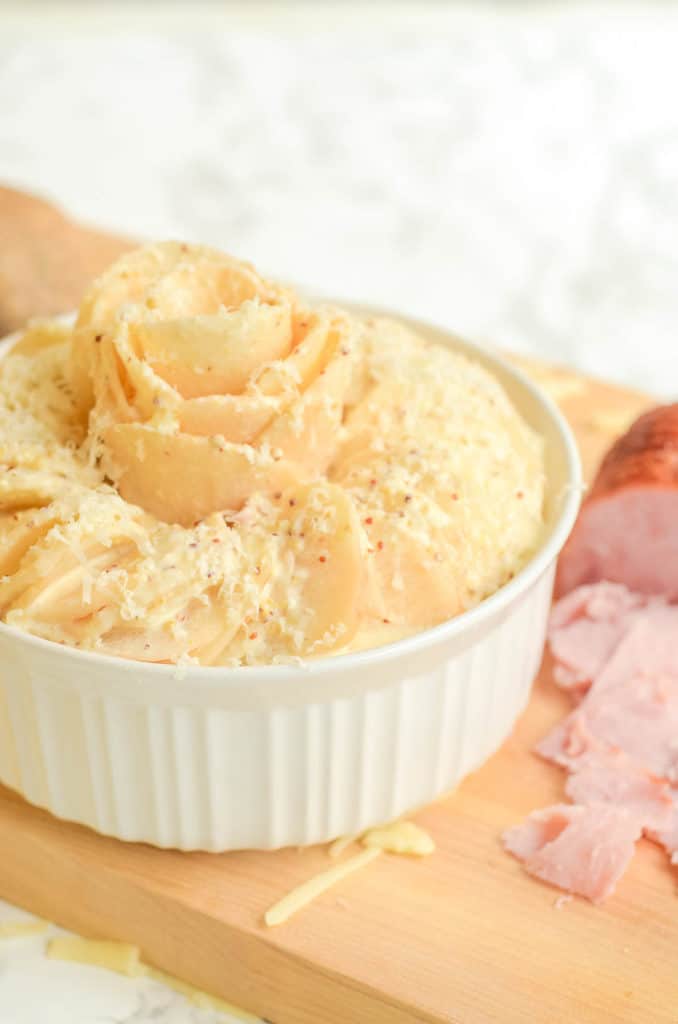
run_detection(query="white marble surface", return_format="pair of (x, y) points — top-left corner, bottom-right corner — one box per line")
(2, 2), (678, 396)
(0, 2), (677, 1020)
(0, 901), (256, 1023)
(0, 902), (251, 1024)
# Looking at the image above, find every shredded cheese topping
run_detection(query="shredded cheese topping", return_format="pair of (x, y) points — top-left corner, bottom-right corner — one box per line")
(0, 242), (545, 665)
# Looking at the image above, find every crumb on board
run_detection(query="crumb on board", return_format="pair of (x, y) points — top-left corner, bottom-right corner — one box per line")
(508, 356), (588, 403)
(585, 409), (640, 437)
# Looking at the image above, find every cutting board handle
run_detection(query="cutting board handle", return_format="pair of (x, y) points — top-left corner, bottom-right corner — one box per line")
(0, 186), (132, 335)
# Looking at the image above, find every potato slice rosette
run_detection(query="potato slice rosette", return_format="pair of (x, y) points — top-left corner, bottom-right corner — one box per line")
(71, 242), (359, 525)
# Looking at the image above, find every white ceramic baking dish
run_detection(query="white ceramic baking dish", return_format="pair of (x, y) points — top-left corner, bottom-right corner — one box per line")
(0, 310), (581, 851)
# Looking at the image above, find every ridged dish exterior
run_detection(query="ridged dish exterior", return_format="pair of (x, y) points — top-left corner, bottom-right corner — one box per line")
(0, 565), (554, 850)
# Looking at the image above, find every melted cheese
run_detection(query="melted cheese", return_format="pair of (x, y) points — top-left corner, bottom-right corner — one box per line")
(329, 820), (436, 859)
(362, 820), (436, 856)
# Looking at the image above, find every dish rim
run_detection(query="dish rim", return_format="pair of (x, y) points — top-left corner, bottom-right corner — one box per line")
(0, 306), (582, 687)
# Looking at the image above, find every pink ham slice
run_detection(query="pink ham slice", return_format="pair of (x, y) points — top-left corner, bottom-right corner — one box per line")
(503, 804), (642, 904)
(549, 582), (654, 632)
(514, 414), (678, 911)
(565, 751), (678, 860)
(556, 405), (678, 599)
(565, 752), (674, 832)
(648, 795), (678, 864)
(548, 583), (662, 696)
(509, 581), (678, 902)
(591, 604), (678, 696)
(538, 672), (678, 783)
(540, 608), (678, 782)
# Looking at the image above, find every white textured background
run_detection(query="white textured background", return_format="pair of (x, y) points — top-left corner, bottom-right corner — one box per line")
(3, 2), (678, 395)
(0, 3), (677, 1022)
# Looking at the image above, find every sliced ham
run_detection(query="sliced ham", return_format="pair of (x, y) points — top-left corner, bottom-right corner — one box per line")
(540, 603), (678, 782)
(548, 583), (660, 696)
(556, 405), (678, 599)
(591, 605), (678, 697)
(536, 713), (601, 769)
(503, 804), (642, 904)
(549, 582), (653, 632)
(565, 752), (674, 832)
(648, 794), (678, 864)
(508, 575), (678, 903)
(538, 670), (678, 783)
(510, 405), (678, 903)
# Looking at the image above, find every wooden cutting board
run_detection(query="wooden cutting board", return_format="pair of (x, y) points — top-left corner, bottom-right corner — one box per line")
(0, 190), (671, 1024)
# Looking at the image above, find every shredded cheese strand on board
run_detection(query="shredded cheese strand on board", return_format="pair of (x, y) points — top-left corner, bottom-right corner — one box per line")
(0, 919), (48, 939)
(270, 819), (436, 927)
(264, 847), (383, 927)
(328, 833), (359, 859)
(47, 937), (141, 976)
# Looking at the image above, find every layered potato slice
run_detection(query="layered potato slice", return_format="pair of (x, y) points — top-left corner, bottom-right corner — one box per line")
(260, 482), (365, 656)
(0, 481), (364, 663)
(0, 481), (253, 662)
(331, 318), (544, 629)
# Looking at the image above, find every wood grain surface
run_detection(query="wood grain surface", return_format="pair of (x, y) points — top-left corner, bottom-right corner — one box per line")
(0, 190), (668, 1024)
(0, 186), (132, 335)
